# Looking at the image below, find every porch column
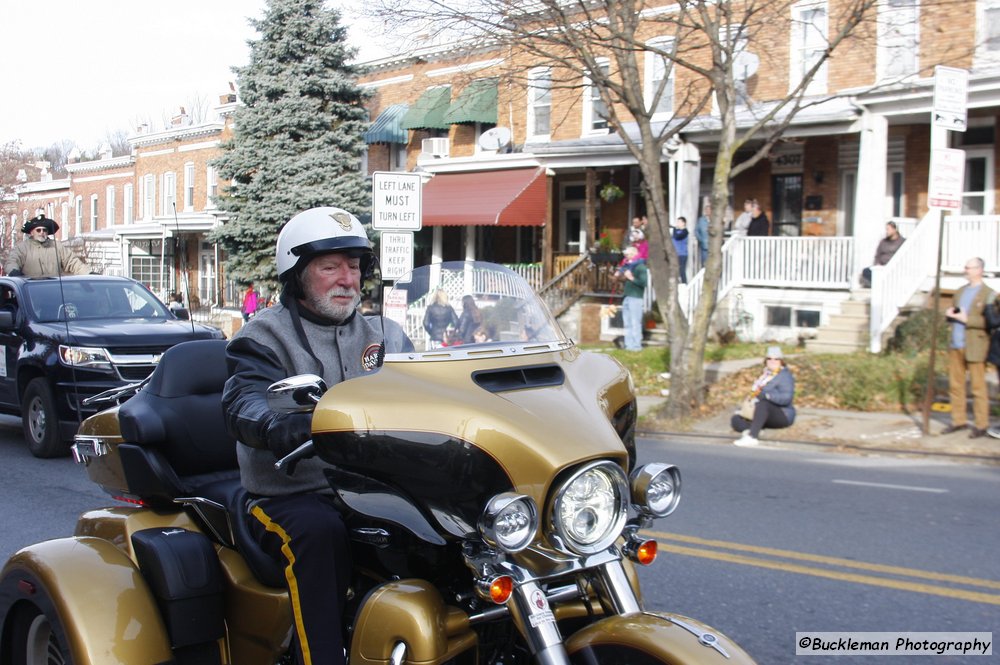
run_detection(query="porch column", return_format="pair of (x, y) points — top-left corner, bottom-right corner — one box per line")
(852, 109), (889, 286)
(585, 168), (596, 251)
(464, 226), (475, 262)
(432, 226), (443, 263)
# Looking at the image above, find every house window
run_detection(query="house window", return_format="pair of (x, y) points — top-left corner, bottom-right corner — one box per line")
(391, 143), (407, 171)
(74, 196), (83, 236)
(124, 184), (134, 223)
(162, 172), (177, 216)
(645, 38), (675, 119)
(106, 186), (116, 227)
(766, 305), (821, 328)
(888, 169), (904, 216)
(90, 195), (98, 232)
(582, 59), (610, 134)
(527, 68), (551, 139)
(184, 162), (195, 211)
(142, 174), (155, 219)
(790, 1), (828, 95)
(878, 0), (919, 80)
(60, 203), (68, 239)
(206, 166), (218, 208)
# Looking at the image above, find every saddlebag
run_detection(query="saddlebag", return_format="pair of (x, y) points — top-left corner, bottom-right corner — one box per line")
(131, 528), (225, 650)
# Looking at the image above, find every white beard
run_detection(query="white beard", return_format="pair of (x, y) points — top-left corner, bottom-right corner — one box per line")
(304, 287), (360, 323)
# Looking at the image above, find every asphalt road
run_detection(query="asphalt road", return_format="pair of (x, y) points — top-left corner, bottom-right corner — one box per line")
(636, 435), (1000, 664)
(0, 417), (996, 664)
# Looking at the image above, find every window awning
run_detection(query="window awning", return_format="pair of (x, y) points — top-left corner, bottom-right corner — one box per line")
(443, 79), (498, 125)
(400, 86), (452, 131)
(422, 168), (548, 227)
(364, 104), (409, 144)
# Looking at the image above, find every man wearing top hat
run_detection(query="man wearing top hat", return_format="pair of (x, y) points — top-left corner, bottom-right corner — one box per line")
(4, 209), (92, 278)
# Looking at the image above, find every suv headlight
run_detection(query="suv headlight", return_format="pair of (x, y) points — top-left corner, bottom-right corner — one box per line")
(58, 345), (112, 371)
(630, 463), (681, 517)
(551, 461), (628, 555)
(479, 493), (538, 553)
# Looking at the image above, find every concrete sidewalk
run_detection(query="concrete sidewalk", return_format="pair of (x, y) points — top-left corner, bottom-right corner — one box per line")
(636, 396), (1000, 465)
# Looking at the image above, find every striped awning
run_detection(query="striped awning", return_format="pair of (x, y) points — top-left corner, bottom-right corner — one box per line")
(422, 168), (547, 227)
(364, 104), (409, 144)
(443, 79), (498, 125)
(400, 86), (452, 131)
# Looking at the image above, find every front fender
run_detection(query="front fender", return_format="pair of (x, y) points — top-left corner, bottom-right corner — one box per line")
(565, 612), (756, 664)
(0, 536), (172, 665)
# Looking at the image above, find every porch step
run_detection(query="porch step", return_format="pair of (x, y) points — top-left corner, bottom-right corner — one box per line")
(805, 298), (870, 354)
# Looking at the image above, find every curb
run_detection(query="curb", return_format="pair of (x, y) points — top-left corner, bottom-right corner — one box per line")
(637, 428), (1000, 465)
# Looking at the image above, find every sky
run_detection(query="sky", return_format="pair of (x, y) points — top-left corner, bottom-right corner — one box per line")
(1, 0), (387, 151)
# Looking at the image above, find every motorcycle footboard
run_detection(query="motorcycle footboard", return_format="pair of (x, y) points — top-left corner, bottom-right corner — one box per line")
(564, 612), (756, 664)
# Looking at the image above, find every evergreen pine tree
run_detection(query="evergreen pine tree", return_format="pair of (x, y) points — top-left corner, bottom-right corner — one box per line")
(210, 0), (370, 286)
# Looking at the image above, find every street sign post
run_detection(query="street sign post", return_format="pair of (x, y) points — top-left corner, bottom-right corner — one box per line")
(371, 171), (422, 231)
(932, 66), (968, 132)
(379, 231), (414, 281)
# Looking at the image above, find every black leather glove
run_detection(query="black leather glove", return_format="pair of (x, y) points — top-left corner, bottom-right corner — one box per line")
(7, 269), (22, 277)
(265, 412), (312, 460)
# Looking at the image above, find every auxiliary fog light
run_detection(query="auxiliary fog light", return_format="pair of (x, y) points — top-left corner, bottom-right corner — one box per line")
(630, 463), (681, 518)
(479, 493), (538, 553)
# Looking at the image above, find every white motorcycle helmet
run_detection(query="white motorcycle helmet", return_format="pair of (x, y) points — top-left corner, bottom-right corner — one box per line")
(275, 207), (374, 283)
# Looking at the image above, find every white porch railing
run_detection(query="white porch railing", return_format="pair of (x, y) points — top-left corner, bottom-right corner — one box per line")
(868, 209), (938, 353)
(682, 236), (855, 318)
(941, 215), (1000, 272)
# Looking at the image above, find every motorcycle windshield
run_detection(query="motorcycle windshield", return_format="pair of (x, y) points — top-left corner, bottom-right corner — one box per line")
(382, 261), (570, 359)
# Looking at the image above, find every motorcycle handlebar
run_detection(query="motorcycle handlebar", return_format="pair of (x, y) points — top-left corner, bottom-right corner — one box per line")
(274, 439), (315, 474)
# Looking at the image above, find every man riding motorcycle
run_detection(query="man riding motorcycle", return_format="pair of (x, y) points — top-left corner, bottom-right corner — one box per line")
(222, 206), (412, 665)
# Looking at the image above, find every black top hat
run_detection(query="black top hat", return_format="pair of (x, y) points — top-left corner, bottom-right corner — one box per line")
(21, 215), (59, 235)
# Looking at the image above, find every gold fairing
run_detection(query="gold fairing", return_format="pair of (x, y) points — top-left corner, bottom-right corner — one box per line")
(312, 348), (634, 513)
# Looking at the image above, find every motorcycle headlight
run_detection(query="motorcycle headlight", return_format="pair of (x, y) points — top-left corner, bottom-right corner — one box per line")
(58, 345), (112, 371)
(552, 461), (628, 555)
(630, 463), (681, 518)
(479, 493), (538, 553)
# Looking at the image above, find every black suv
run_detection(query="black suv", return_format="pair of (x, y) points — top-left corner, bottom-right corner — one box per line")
(0, 275), (225, 457)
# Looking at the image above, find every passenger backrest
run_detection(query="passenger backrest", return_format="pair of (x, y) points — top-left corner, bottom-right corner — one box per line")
(119, 339), (236, 478)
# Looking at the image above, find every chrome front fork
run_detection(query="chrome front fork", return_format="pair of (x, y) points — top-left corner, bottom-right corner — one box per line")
(509, 558), (643, 665)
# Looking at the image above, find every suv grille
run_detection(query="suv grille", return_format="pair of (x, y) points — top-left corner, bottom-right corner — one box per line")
(118, 365), (158, 381)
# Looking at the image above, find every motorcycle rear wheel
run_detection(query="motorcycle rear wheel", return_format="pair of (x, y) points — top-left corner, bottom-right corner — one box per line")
(7, 602), (72, 665)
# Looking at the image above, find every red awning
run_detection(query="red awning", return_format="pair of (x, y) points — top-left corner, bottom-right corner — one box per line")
(421, 168), (547, 226)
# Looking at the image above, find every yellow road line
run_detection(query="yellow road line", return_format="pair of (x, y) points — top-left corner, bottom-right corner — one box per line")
(644, 530), (1000, 591)
(656, 543), (1000, 606)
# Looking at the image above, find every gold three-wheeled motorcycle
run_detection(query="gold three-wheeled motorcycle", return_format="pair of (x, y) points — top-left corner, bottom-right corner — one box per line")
(0, 261), (755, 665)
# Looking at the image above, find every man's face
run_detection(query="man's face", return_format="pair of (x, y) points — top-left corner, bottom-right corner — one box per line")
(964, 260), (984, 283)
(300, 252), (362, 322)
(886, 224), (898, 239)
(29, 226), (49, 243)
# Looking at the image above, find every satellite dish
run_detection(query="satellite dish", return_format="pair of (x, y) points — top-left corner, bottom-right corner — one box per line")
(478, 126), (512, 152)
(733, 51), (760, 81)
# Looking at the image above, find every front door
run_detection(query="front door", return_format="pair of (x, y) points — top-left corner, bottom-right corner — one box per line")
(772, 174), (803, 236)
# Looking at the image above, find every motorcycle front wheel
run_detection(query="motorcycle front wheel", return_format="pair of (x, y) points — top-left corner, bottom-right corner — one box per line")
(6, 601), (72, 665)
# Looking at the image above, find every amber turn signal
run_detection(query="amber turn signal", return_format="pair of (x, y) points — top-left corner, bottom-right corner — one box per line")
(635, 539), (657, 565)
(489, 575), (514, 604)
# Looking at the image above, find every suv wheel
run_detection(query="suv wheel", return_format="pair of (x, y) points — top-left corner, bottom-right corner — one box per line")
(22, 378), (67, 458)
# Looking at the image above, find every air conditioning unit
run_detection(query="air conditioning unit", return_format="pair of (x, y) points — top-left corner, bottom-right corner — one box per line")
(421, 137), (450, 158)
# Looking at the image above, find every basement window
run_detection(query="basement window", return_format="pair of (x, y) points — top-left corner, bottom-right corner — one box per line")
(766, 305), (820, 328)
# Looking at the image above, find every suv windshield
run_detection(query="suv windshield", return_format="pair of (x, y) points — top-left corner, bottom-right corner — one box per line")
(24, 279), (170, 322)
(383, 261), (568, 358)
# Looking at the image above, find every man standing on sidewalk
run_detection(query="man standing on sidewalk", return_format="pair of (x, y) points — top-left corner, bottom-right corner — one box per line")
(943, 257), (995, 439)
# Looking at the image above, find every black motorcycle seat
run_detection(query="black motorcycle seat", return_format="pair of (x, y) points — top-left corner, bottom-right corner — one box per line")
(196, 477), (287, 589)
(119, 339), (237, 479)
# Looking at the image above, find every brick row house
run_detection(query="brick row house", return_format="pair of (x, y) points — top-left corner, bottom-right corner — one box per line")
(359, 0), (1000, 350)
(2, 98), (238, 319)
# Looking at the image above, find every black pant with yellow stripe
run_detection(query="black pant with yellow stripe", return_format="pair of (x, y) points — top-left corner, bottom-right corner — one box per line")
(249, 493), (351, 665)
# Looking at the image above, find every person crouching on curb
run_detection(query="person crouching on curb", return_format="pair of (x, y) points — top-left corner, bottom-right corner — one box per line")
(732, 346), (796, 447)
